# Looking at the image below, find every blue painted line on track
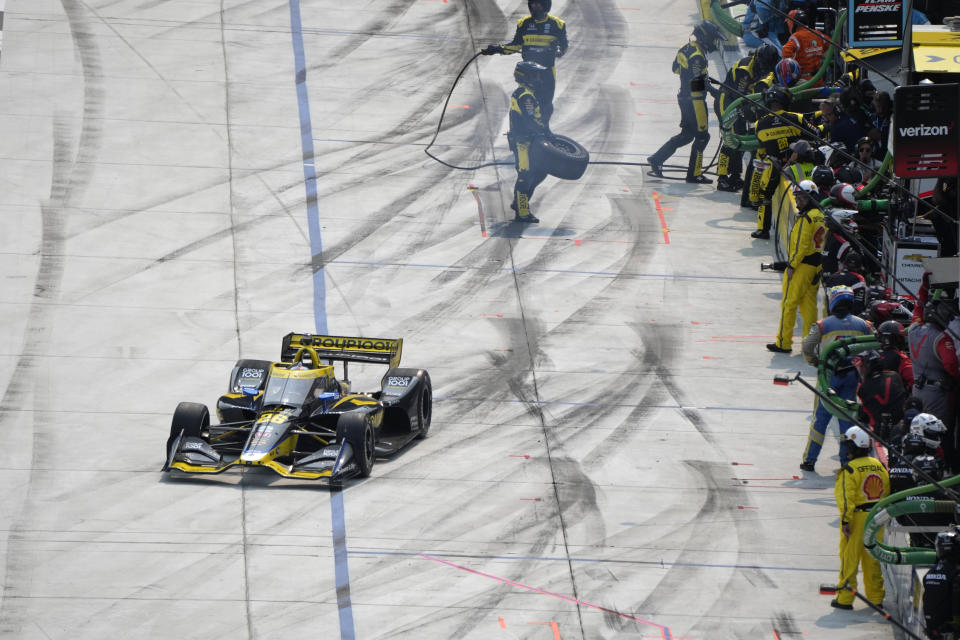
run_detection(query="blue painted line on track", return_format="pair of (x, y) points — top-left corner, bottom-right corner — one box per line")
(288, 3), (353, 639)
(347, 549), (835, 573)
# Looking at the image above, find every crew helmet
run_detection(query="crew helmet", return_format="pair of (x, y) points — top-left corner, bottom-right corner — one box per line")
(830, 182), (858, 208)
(812, 165), (836, 193)
(514, 61), (548, 90)
(775, 58), (801, 86)
(842, 251), (863, 272)
(844, 426), (871, 449)
(693, 20), (726, 53)
(876, 320), (906, 349)
(793, 179), (820, 204)
(786, 9), (810, 34)
(924, 299), (959, 330)
(827, 285), (854, 313)
(754, 43), (780, 75)
(855, 349), (884, 379)
(528, 0), (551, 19)
(911, 413), (948, 440)
(937, 530), (960, 561)
(763, 84), (792, 109)
(913, 454), (943, 482)
(835, 166), (863, 186)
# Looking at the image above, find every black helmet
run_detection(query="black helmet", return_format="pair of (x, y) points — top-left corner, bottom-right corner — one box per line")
(754, 43), (780, 75)
(936, 530), (960, 561)
(924, 299), (958, 330)
(811, 165), (835, 193)
(514, 61), (548, 91)
(913, 454), (943, 482)
(902, 433), (926, 456)
(763, 85), (792, 109)
(842, 251), (863, 272)
(528, 0), (550, 20)
(877, 320), (906, 349)
(693, 21), (726, 53)
(855, 349), (884, 379)
(835, 166), (863, 185)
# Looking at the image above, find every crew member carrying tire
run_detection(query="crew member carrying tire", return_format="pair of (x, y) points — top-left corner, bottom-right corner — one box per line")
(509, 61), (551, 224)
(481, 0), (568, 126)
(647, 21), (726, 184)
(715, 43), (780, 193)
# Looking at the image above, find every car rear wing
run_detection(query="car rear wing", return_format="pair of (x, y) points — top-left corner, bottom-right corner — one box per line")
(281, 333), (402, 369)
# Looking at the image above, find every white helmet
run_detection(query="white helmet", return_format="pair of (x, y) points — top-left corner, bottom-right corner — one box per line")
(845, 426), (871, 449)
(911, 413), (947, 437)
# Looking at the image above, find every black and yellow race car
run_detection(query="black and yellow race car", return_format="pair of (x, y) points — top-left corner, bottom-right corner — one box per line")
(163, 333), (432, 486)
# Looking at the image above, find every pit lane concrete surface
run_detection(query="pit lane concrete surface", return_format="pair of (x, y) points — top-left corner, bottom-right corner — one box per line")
(0, 1), (900, 639)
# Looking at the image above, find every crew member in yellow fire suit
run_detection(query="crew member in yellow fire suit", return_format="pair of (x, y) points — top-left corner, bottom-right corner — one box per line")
(482, 0), (568, 125)
(767, 180), (826, 353)
(647, 21), (726, 184)
(508, 61), (550, 224)
(832, 426), (889, 610)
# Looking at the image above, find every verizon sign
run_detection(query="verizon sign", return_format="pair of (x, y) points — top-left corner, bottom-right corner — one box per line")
(893, 84), (960, 178)
(848, 0), (905, 46)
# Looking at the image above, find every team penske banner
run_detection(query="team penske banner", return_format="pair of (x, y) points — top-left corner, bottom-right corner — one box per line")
(847, 0), (906, 47)
(892, 84), (960, 178)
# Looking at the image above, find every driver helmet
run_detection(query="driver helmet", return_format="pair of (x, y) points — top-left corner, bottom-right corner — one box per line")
(775, 58), (801, 87)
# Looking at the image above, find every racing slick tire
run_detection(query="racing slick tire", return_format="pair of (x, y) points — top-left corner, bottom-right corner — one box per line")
(337, 413), (375, 478)
(166, 402), (210, 460)
(532, 134), (590, 180)
(415, 372), (432, 439)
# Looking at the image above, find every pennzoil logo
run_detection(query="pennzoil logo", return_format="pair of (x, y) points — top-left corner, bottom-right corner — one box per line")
(855, 0), (901, 12)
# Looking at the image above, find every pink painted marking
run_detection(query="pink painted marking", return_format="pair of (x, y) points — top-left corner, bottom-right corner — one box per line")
(420, 554), (674, 638)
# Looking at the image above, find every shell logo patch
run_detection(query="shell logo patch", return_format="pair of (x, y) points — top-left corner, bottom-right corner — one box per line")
(863, 473), (885, 500)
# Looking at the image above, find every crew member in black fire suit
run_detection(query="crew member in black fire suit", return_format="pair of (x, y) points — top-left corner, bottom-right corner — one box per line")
(647, 21), (726, 184)
(751, 86), (815, 239)
(508, 61), (551, 224)
(715, 43), (780, 193)
(924, 528), (960, 638)
(482, 0), (568, 126)
(855, 350), (907, 439)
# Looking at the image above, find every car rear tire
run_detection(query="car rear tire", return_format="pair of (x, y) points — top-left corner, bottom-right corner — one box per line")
(532, 134), (590, 180)
(337, 413), (375, 478)
(167, 402), (210, 460)
(228, 359), (272, 393)
(415, 373), (432, 439)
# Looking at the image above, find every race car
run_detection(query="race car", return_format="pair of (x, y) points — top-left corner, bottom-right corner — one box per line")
(163, 333), (432, 486)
